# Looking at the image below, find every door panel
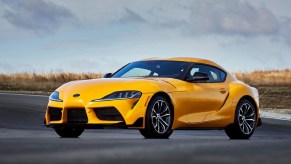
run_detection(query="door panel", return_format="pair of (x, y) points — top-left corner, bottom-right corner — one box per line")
(186, 83), (229, 123)
(185, 64), (229, 124)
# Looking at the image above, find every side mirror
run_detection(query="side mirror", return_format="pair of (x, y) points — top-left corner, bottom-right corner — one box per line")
(187, 72), (209, 82)
(103, 73), (112, 78)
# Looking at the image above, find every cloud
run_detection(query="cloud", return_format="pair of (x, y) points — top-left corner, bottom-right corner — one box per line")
(0, 62), (14, 72)
(279, 17), (291, 45)
(1, 0), (291, 46)
(70, 60), (99, 71)
(188, 0), (280, 36)
(68, 0), (287, 39)
(0, 0), (75, 33)
(118, 7), (146, 24)
(117, 0), (291, 45)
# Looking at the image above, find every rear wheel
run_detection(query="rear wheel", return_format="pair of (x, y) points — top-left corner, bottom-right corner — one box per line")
(54, 127), (84, 138)
(225, 99), (257, 139)
(139, 96), (173, 139)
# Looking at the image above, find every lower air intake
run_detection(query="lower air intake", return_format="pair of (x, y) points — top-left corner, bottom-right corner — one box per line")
(48, 107), (62, 121)
(94, 107), (124, 121)
(67, 108), (88, 123)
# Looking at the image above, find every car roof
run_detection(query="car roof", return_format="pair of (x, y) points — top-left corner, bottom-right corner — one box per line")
(140, 57), (225, 71)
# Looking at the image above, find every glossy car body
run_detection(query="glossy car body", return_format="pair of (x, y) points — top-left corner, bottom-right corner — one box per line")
(44, 57), (260, 139)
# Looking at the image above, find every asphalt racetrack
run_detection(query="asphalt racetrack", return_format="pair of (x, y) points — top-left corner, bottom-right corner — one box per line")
(0, 93), (291, 164)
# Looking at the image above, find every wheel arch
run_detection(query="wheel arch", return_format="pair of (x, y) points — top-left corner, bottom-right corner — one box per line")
(238, 95), (258, 113)
(225, 95), (259, 139)
(139, 91), (175, 138)
(237, 95), (260, 127)
(149, 92), (175, 123)
(151, 92), (174, 111)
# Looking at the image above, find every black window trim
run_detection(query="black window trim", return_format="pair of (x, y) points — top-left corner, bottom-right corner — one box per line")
(111, 60), (193, 80)
(182, 63), (227, 83)
(110, 63), (130, 78)
(110, 61), (227, 83)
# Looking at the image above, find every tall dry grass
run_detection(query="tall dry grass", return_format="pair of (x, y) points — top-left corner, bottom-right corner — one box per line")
(0, 69), (290, 92)
(234, 69), (291, 86)
(0, 69), (290, 108)
(234, 69), (291, 109)
(0, 72), (103, 92)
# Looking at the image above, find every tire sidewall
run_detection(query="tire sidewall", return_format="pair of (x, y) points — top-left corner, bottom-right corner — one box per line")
(145, 96), (174, 138)
(54, 127), (84, 138)
(234, 99), (257, 139)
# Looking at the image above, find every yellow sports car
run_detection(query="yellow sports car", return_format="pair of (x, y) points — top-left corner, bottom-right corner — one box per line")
(44, 57), (261, 139)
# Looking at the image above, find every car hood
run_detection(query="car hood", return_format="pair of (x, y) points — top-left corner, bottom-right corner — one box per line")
(56, 78), (187, 100)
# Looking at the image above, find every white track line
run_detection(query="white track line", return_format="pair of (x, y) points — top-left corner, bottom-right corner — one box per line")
(260, 111), (291, 121)
(0, 92), (49, 97)
(1, 92), (290, 121)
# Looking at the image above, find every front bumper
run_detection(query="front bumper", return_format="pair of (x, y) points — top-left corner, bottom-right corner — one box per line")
(44, 118), (144, 129)
(44, 93), (153, 129)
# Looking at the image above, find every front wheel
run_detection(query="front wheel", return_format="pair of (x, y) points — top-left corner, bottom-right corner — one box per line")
(54, 127), (84, 138)
(225, 99), (257, 139)
(139, 96), (174, 139)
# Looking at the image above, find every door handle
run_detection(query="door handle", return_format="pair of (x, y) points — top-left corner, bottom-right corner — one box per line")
(219, 88), (226, 94)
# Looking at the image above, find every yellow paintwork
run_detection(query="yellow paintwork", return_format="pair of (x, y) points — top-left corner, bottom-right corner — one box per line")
(44, 57), (260, 129)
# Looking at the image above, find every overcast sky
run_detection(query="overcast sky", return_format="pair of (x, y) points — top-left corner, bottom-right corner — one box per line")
(0, 0), (291, 73)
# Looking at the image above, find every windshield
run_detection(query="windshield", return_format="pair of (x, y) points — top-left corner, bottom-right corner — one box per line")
(111, 60), (191, 79)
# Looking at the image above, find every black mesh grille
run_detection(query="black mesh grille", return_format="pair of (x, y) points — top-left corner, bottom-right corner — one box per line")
(94, 107), (124, 121)
(48, 107), (62, 121)
(67, 108), (88, 123)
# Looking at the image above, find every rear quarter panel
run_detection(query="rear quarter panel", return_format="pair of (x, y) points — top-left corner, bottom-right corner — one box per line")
(230, 81), (259, 109)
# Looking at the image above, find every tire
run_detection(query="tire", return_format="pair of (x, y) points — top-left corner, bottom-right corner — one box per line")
(139, 96), (174, 139)
(225, 99), (257, 139)
(54, 127), (84, 138)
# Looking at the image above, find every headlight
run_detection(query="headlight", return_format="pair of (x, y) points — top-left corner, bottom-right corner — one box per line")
(92, 91), (142, 102)
(49, 91), (63, 102)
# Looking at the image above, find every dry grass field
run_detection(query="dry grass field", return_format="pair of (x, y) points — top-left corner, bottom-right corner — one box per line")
(234, 69), (291, 109)
(0, 72), (102, 93)
(233, 69), (291, 86)
(0, 69), (290, 109)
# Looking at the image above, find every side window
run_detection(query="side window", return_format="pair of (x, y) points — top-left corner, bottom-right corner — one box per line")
(121, 68), (151, 77)
(187, 64), (226, 83)
(219, 70), (226, 82)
